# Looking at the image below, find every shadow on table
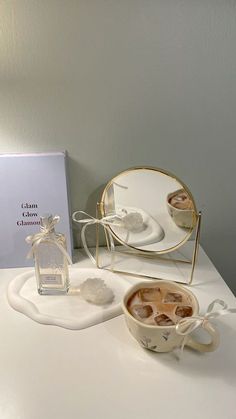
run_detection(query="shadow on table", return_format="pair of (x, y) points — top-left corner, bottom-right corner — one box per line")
(105, 317), (236, 386)
(145, 319), (236, 386)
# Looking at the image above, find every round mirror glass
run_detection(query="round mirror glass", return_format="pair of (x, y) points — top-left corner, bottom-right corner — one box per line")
(101, 167), (197, 253)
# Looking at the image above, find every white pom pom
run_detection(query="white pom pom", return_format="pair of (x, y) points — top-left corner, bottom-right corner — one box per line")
(80, 278), (114, 305)
(123, 212), (144, 232)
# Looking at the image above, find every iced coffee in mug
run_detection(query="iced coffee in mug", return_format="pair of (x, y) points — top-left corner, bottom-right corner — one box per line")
(122, 281), (219, 353)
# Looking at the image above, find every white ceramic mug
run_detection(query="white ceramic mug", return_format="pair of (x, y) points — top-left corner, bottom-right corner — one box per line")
(122, 281), (220, 353)
(167, 188), (196, 229)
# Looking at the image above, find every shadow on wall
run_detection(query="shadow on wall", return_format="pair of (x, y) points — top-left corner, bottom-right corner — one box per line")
(68, 156), (106, 248)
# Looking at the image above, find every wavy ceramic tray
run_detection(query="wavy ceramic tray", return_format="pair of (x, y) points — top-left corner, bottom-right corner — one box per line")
(7, 267), (131, 330)
(112, 205), (165, 247)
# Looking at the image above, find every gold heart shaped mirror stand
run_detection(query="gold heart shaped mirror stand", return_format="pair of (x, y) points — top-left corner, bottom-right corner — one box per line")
(95, 167), (201, 285)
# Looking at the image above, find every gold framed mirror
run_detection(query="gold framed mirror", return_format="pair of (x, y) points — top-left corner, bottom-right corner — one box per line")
(96, 167), (201, 285)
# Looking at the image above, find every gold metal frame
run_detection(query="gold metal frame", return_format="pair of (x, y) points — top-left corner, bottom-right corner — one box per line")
(95, 166), (201, 285)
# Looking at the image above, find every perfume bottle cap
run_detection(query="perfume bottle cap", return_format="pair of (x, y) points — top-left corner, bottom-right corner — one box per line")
(40, 214), (53, 228)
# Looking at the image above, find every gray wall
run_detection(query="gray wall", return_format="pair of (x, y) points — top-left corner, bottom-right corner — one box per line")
(0, 1), (235, 294)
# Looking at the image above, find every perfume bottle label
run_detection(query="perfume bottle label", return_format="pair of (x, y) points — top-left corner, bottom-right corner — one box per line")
(40, 274), (63, 285)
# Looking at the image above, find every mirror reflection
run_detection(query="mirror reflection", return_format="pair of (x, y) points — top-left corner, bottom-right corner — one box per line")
(101, 168), (197, 253)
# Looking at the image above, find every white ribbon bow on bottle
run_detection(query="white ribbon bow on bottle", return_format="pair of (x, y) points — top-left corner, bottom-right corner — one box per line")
(26, 215), (72, 264)
(175, 299), (236, 352)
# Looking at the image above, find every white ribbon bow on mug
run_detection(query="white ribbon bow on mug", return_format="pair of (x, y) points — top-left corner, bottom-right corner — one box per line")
(175, 299), (236, 353)
(26, 215), (72, 264)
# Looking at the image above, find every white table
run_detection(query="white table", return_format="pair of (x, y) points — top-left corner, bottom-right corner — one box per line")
(0, 246), (235, 419)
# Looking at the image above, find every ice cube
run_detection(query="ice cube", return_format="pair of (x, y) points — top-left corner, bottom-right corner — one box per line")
(138, 287), (161, 302)
(131, 304), (153, 319)
(175, 305), (193, 318)
(163, 292), (182, 303)
(154, 314), (174, 326)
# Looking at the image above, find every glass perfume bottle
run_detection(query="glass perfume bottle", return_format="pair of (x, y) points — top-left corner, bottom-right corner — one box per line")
(28, 214), (70, 295)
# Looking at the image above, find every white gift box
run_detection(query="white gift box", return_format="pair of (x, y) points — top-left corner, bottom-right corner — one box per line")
(0, 151), (73, 268)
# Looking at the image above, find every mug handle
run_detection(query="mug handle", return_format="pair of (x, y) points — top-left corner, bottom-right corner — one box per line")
(185, 321), (220, 352)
